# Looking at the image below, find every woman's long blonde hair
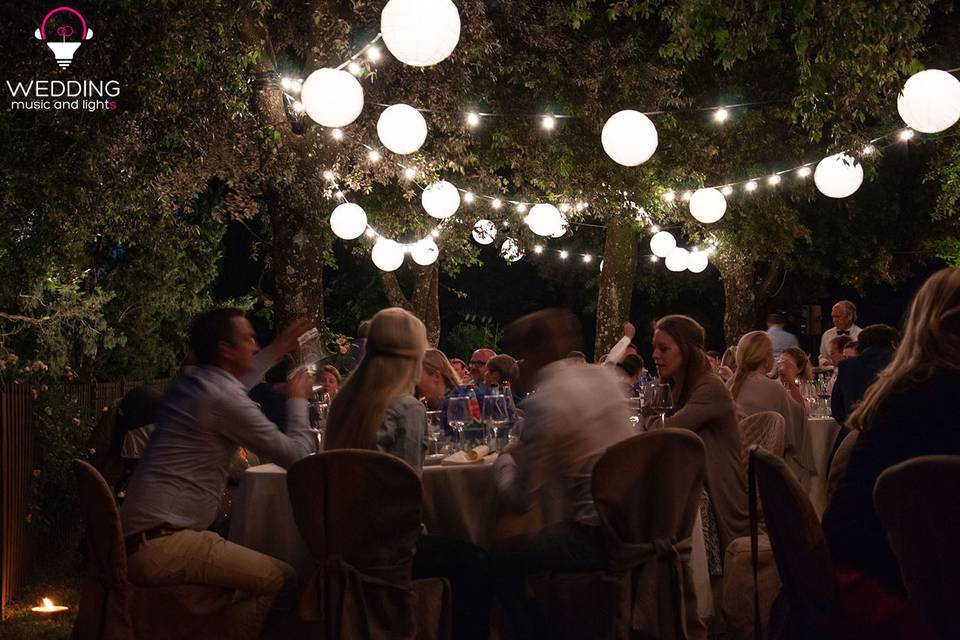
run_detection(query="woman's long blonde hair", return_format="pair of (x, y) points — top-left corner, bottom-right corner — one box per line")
(324, 308), (427, 451)
(422, 348), (461, 392)
(848, 268), (960, 431)
(730, 331), (773, 400)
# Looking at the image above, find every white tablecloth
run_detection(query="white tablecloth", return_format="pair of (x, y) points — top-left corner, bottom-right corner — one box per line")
(806, 417), (843, 481)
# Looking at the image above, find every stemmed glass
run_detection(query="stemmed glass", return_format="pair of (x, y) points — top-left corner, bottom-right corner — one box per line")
(425, 410), (443, 455)
(482, 395), (509, 451)
(643, 381), (675, 429)
(446, 397), (471, 451)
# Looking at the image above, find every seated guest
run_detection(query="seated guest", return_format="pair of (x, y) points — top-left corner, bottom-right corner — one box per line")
(484, 353), (520, 387)
(777, 346), (813, 405)
(121, 310), (318, 639)
(842, 341), (859, 359)
(823, 268), (960, 638)
(730, 331), (810, 481)
(451, 357), (472, 383)
(616, 353), (645, 397)
(705, 350), (722, 373)
(831, 324), (898, 424)
(324, 308), (492, 640)
(649, 315), (749, 553)
(718, 345), (737, 382)
(493, 309), (634, 636)
(829, 334), (854, 367)
(319, 364), (341, 398)
(469, 348), (497, 386)
(419, 348), (461, 410)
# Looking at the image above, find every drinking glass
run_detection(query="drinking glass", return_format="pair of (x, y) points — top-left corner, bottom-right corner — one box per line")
(446, 397), (471, 451)
(643, 381), (675, 428)
(425, 410), (443, 455)
(482, 395), (509, 451)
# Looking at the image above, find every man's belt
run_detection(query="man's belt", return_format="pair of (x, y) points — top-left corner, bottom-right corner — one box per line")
(124, 527), (182, 556)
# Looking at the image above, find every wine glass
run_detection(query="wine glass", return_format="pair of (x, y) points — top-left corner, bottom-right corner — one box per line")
(425, 410), (442, 455)
(446, 397), (471, 451)
(482, 395), (509, 451)
(644, 381), (675, 429)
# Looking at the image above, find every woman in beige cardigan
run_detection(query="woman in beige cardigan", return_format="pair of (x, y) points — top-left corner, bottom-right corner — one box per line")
(649, 315), (750, 551)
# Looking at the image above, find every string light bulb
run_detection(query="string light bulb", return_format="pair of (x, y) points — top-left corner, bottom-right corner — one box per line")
(291, 101), (305, 114)
(323, 170), (335, 181)
(515, 203), (527, 213)
(862, 144), (875, 156)
(368, 150), (381, 162)
(899, 129), (914, 141)
(331, 128), (344, 140)
(491, 198), (502, 209)
(365, 228), (376, 238)
(721, 185), (733, 196)
(464, 192), (475, 203)
(582, 254), (592, 263)
(466, 112), (480, 127)
(650, 224), (660, 233)
(559, 250), (569, 259)
(768, 174), (781, 186)
(281, 77), (294, 92)
(649, 255), (659, 262)
(745, 180), (759, 192)
(403, 167), (416, 179)
(713, 108), (729, 123)
(682, 190), (693, 202)
(663, 191), (676, 203)
(348, 62), (362, 75)
(559, 203), (571, 213)
(798, 166), (812, 178)
(541, 115), (556, 130)
(366, 46), (381, 62)
(534, 244), (544, 254)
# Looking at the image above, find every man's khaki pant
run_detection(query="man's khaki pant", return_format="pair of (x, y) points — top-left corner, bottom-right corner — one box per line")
(127, 529), (295, 640)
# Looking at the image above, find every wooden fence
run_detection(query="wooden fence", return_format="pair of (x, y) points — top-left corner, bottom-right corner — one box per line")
(0, 379), (169, 618)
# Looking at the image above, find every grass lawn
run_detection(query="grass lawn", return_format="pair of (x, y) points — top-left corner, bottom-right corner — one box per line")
(1, 556), (79, 640)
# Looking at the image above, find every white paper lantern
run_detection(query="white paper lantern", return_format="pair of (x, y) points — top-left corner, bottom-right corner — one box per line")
(472, 219), (497, 245)
(421, 181), (460, 219)
(689, 188), (727, 224)
(525, 203), (563, 237)
(410, 238), (439, 265)
(300, 68), (363, 128)
(814, 153), (864, 199)
(381, 0), (461, 67)
(550, 214), (569, 238)
(601, 110), (659, 166)
(500, 238), (524, 262)
(649, 231), (677, 258)
(377, 104), (428, 155)
(687, 251), (709, 273)
(329, 203), (367, 240)
(897, 69), (960, 134)
(665, 247), (690, 272)
(371, 238), (405, 271)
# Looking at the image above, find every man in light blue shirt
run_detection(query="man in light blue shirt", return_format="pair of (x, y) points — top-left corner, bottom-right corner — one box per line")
(766, 313), (800, 360)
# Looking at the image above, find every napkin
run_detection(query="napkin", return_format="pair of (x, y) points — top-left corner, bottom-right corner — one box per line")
(441, 445), (490, 465)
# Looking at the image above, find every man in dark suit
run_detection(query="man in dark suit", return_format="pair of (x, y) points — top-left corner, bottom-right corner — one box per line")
(831, 324), (899, 423)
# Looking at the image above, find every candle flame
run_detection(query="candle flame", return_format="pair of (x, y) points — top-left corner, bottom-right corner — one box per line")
(42, 598), (54, 608)
(32, 596), (67, 613)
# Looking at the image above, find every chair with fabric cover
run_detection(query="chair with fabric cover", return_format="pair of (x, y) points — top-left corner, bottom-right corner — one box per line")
(739, 412), (786, 461)
(874, 455), (960, 640)
(286, 450), (451, 640)
(826, 430), (859, 501)
(748, 446), (845, 640)
(71, 460), (233, 640)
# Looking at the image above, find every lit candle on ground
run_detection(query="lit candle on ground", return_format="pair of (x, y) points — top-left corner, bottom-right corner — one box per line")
(32, 597), (68, 614)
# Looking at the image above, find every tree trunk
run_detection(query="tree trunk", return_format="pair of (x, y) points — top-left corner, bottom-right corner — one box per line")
(714, 253), (783, 348)
(594, 213), (640, 358)
(380, 265), (441, 345)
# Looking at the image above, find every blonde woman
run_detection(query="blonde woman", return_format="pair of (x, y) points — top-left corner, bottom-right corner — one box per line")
(777, 346), (813, 405)
(823, 268), (960, 637)
(729, 331), (810, 481)
(718, 345), (737, 382)
(323, 308), (428, 472)
(420, 348), (461, 410)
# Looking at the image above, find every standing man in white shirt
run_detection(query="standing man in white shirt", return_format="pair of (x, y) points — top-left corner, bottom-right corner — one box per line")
(819, 300), (862, 366)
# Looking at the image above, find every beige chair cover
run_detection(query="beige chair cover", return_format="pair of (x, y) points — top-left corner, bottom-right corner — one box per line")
(826, 430), (859, 501)
(594, 429), (708, 640)
(874, 455), (960, 640)
(71, 460), (232, 640)
(287, 450), (450, 640)
(748, 446), (843, 639)
(739, 412), (786, 462)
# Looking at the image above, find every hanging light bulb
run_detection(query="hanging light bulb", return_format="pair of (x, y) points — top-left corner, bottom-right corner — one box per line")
(797, 166), (812, 178)
(721, 185), (733, 196)
(559, 250), (569, 260)
(348, 61), (362, 75)
(368, 150), (381, 162)
(464, 191), (475, 203)
(466, 112), (480, 127)
(404, 167), (417, 179)
(899, 129), (914, 141)
(491, 198), (502, 209)
(663, 191), (676, 202)
(744, 181), (758, 192)
(768, 174), (781, 186)
(366, 46), (381, 62)
(713, 108), (729, 123)
(331, 128), (344, 140)
(541, 115), (556, 130)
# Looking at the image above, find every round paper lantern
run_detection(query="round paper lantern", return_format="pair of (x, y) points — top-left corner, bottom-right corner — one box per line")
(371, 238), (404, 272)
(550, 214), (569, 238)
(525, 203), (563, 237)
(601, 110), (659, 166)
(500, 238), (524, 262)
(665, 247), (690, 272)
(410, 238), (439, 266)
(649, 231), (677, 258)
(381, 0), (461, 67)
(687, 251), (709, 273)
(300, 68), (363, 127)
(472, 219), (497, 245)
(377, 104), (428, 155)
(421, 181), (460, 219)
(329, 203), (367, 240)
(897, 69), (960, 134)
(689, 188), (727, 224)
(814, 153), (863, 199)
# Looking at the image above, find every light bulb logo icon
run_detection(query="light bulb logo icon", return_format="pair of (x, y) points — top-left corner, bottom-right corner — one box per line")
(34, 7), (93, 69)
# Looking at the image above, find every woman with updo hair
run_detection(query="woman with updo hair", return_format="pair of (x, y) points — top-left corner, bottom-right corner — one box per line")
(777, 346), (813, 406)
(649, 314), (749, 551)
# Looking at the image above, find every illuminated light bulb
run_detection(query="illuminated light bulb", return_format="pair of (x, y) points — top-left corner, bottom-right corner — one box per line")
(281, 77), (294, 91)
(582, 254), (592, 263)
(862, 144), (875, 156)
(348, 61), (362, 75)
(721, 185), (733, 196)
(502, 221), (510, 228)
(334, 191), (344, 199)
(649, 255), (659, 263)
(744, 180), (759, 192)
(368, 150), (381, 162)
(559, 250), (569, 259)
(768, 174), (781, 186)
(404, 167), (417, 179)
(578, 202), (589, 210)
(431, 229), (440, 238)
(323, 170), (335, 181)
(291, 101), (305, 114)
(681, 190), (693, 202)
(542, 115), (556, 130)
(366, 46), (381, 62)
(899, 129), (914, 141)
(491, 198), (502, 209)
(365, 228), (376, 238)
(798, 166), (812, 178)
(533, 244), (544, 254)
(466, 112), (480, 127)
(663, 191), (676, 202)
(559, 203), (571, 213)
(713, 108), (729, 123)
(515, 203), (527, 213)
(331, 128), (344, 140)
(464, 192), (475, 203)
(650, 225), (660, 233)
